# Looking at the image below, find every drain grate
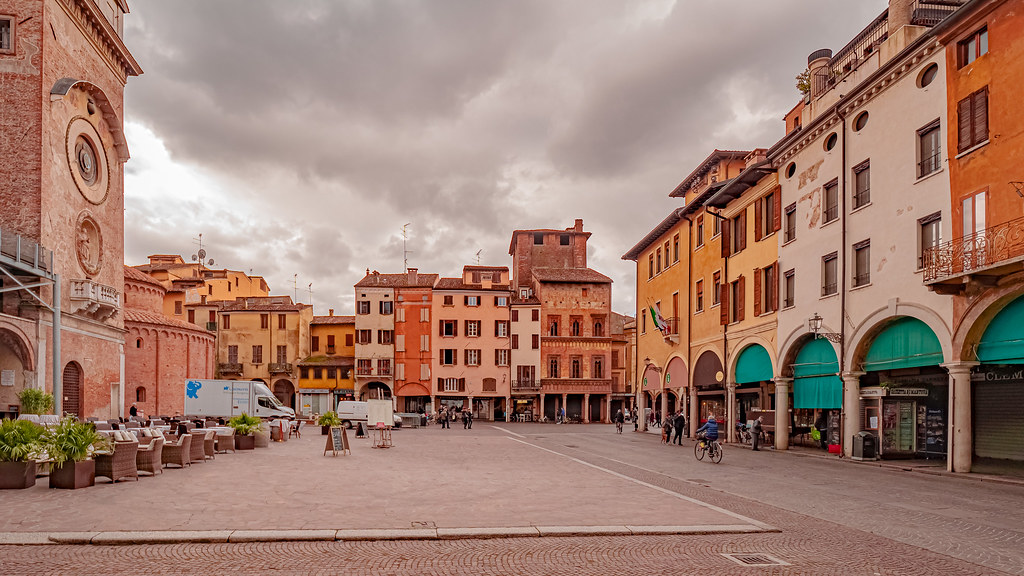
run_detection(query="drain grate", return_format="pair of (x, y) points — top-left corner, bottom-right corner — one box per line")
(722, 553), (789, 567)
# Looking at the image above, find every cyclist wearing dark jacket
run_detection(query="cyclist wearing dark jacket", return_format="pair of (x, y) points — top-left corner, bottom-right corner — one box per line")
(696, 415), (719, 441)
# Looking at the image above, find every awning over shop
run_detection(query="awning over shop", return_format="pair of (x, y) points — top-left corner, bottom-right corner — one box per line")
(862, 317), (943, 371)
(978, 295), (1024, 363)
(735, 344), (773, 384)
(793, 338), (841, 409)
(693, 350), (724, 389)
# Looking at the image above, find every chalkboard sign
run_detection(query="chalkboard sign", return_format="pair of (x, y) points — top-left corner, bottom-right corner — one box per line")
(324, 426), (350, 456)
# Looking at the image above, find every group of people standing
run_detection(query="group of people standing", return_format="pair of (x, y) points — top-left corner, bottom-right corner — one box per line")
(660, 410), (687, 445)
(436, 405), (473, 429)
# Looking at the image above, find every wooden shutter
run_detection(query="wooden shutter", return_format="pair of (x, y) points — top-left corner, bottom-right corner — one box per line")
(753, 268), (762, 317)
(464, 349), (469, 365)
(772, 262), (780, 312)
(720, 283), (730, 325)
(737, 275), (746, 322)
(458, 378), (466, 392)
(754, 200), (763, 241)
(773, 190), (782, 232)
(439, 320), (443, 336)
(494, 320), (499, 336)
(453, 322), (458, 337)
(973, 87), (988, 147)
(512, 334), (519, 349)
(437, 378), (443, 391)
(721, 218), (731, 258)
(739, 209), (747, 251)
(958, 95), (972, 152)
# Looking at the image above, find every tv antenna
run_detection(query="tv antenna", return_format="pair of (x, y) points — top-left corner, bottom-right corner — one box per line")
(475, 250), (482, 265)
(293, 274), (298, 302)
(307, 282), (313, 311)
(402, 223), (413, 272)
(191, 233), (215, 267)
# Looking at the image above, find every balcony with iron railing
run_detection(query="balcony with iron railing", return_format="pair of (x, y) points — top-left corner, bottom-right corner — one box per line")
(219, 362), (243, 374)
(923, 216), (1024, 290)
(0, 227), (54, 276)
(512, 379), (541, 391)
(69, 279), (120, 320)
(910, 0), (966, 27)
(269, 362), (293, 374)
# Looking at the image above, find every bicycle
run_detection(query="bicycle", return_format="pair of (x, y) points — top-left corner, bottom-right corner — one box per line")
(694, 436), (723, 463)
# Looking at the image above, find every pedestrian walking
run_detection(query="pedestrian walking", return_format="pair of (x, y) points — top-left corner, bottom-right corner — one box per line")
(673, 410), (686, 445)
(467, 408), (473, 429)
(661, 417), (672, 443)
(814, 411), (828, 450)
(633, 410), (639, 432)
(751, 416), (764, 451)
(613, 409), (624, 434)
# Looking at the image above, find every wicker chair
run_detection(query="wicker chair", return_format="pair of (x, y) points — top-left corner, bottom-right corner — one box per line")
(95, 421), (112, 431)
(95, 436), (139, 483)
(202, 430), (217, 460)
(215, 428), (235, 454)
(161, 433), (192, 468)
(188, 431), (208, 463)
(136, 436), (164, 476)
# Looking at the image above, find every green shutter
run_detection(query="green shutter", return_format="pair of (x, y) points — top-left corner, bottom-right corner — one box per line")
(734, 345), (773, 384)
(862, 317), (943, 371)
(978, 296), (1024, 363)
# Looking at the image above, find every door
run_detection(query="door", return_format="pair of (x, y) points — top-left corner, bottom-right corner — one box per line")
(881, 400), (916, 456)
(962, 191), (987, 271)
(62, 362), (82, 417)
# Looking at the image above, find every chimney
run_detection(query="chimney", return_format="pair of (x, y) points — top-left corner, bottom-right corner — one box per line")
(888, 0), (914, 33)
(574, 218), (583, 232)
(408, 267), (418, 284)
(329, 308), (334, 316)
(807, 48), (833, 99)
(365, 268), (370, 276)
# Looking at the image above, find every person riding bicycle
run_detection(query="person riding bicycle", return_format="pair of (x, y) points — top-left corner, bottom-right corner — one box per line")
(695, 414), (719, 448)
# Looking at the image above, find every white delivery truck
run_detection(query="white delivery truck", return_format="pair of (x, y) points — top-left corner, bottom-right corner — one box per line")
(337, 400), (402, 428)
(184, 379), (295, 420)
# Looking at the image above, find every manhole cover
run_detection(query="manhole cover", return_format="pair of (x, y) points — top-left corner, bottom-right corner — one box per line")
(721, 553), (789, 567)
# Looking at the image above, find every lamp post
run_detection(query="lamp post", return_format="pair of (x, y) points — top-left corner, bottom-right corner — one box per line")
(808, 313), (843, 343)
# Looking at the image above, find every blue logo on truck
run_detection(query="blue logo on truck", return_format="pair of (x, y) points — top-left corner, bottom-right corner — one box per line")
(186, 380), (202, 399)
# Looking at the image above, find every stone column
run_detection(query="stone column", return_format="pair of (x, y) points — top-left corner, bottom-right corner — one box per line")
(943, 362), (978, 473)
(726, 382), (737, 443)
(605, 394), (612, 423)
(430, 394), (436, 417)
(639, 388), (648, 432)
(583, 393), (590, 423)
(539, 392), (546, 421)
(689, 386), (699, 436)
(774, 378), (792, 450)
(561, 393), (567, 420)
(841, 372), (865, 458)
(660, 388), (668, 426)
(505, 395), (512, 422)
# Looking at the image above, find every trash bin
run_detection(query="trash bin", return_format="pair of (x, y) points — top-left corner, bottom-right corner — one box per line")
(852, 431), (877, 460)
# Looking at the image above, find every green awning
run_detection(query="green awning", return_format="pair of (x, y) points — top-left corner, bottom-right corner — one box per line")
(862, 317), (943, 371)
(978, 295), (1024, 363)
(793, 338), (841, 409)
(735, 344), (773, 384)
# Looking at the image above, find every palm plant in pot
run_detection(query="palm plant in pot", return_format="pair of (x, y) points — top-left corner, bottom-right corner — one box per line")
(44, 416), (110, 489)
(0, 419), (45, 489)
(17, 388), (54, 416)
(317, 412), (342, 435)
(228, 413), (262, 451)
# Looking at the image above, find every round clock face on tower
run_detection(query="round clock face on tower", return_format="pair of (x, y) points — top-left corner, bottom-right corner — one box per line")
(65, 117), (109, 205)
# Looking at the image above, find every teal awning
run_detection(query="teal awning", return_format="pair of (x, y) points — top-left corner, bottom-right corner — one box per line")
(793, 338), (841, 409)
(735, 344), (773, 384)
(863, 317), (943, 371)
(978, 295), (1024, 364)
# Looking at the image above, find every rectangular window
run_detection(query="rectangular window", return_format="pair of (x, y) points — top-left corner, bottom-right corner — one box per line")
(534, 232), (544, 245)
(957, 27), (988, 68)
(313, 368), (323, 380)
(853, 161), (870, 209)
(548, 356), (559, 378)
(664, 241), (670, 266)
(756, 191), (778, 241)
(730, 210), (746, 254)
(465, 349), (480, 366)
(276, 345), (287, 364)
(784, 269), (795, 308)
(570, 357), (582, 379)
(784, 203), (797, 243)
(209, 310), (216, 322)
(673, 234), (680, 262)
(695, 215), (705, 248)
(421, 307), (429, 322)
(378, 330), (394, 345)
(548, 315), (560, 336)
(532, 334), (539, 349)
(443, 378), (460, 392)
(918, 212), (942, 269)
(822, 252), (838, 296)
(188, 309), (195, 324)
(327, 334), (335, 349)
(762, 264), (776, 314)
(396, 308), (405, 322)
(174, 301), (182, 315)
(420, 364), (430, 380)
(346, 334), (354, 346)
(853, 240), (871, 287)
(227, 345), (238, 364)
(712, 271), (721, 305)
(312, 336), (320, 352)
(357, 301), (370, 314)
(496, 349), (509, 366)
(695, 279), (704, 312)
(252, 345), (262, 363)
(380, 301), (393, 315)
(511, 309), (519, 322)
(495, 320), (509, 337)
(222, 314), (231, 329)
(648, 254), (654, 279)
(357, 359), (372, 375)
(560, 233), (570, 245)
(465, 296), (480, 307)
(260, 314), (268, 329)
(441, 320), (457, 337)
(443, 295), (454, 306)
(957, 87), (988, 153)
(357, 329), (372, 344)
(395, 363), (405, 380)
(918, 120), (941, 178)
(466, 320), (480, 337)
(441, 349), (457, 365)
(656, 247), (662, 273)
(0, 18), (12, 53)
(495, 296), (508, 307)
(612, 350), (620, 368)
(278, 314), (287, 329)
(532, 309), (539, 322)
(300, 367), (309, 379)
(730, 280), (741, 323)
(824, 179), (839, 223)
(377, 359), (391, 376)
(712, 214), (721, 237)
(512, 334), (519, 349)
(327, 367), (337, 379)
(421, 334), (429, 351)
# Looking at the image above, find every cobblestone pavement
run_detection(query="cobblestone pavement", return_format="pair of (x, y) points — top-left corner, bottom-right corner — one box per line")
(3, 423), (1023, 575)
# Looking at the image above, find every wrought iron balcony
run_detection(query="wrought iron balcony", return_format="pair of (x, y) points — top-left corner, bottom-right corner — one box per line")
(910, 0), (966, 27)
(269, 362), (293, 374)
(206, 321), (218, 331)
(219, 362), (243, 374)
(511, 379), (541, 391)
(69, 279), (119, 320)
(924, 216), (1024, 288)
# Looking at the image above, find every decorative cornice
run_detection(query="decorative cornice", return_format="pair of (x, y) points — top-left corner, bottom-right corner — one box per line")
(56, 0), (142, 84)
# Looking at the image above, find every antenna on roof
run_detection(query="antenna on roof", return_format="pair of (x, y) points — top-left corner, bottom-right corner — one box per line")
(475, 250), (482, 265)
(402, 223), (413, 272)
(293, 274), (298, 302)
(307, 282), (313, 312)
(191, 233), (215, 267)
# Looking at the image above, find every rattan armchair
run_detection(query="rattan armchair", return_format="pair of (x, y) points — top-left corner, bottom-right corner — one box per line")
(215, 428), (235, 453)
(202, 430), (217, 460)
(136, 436), (164, 476)
(161, 433), (191, 468)
(95, 438), (139, 483)
(188, 431), (208, 463)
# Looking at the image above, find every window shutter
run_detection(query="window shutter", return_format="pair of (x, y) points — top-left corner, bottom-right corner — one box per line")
(754, 199), (763, 241)
(494, 320), (499, 336)
(458, 378), (466, 392)
(772, 262), (780, 312)
(721, 218), (731, 258)
(720, 284), (729, 325)
(439, 320), (443, 336)
(754, 268), (762, 317)
(437, 378), (442, 391)
(739, 209), (747, 251)
(494, 349), (499, 365)
(773, 190), (782, 232)
(464, 349), (469, 365)
(958, 95), (972, 152)
(453, 322), (458, 337)
(973, 88), (988, 146)
(737, 275), (746, 322)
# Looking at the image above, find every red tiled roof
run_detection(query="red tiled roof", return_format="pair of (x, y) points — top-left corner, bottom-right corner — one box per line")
(532, 267), (612, 284)
(123, 265), (165, 289)
(219, 303), (308, 312)
(297, 356), (355, 367)
(434, 278), (512, 291)
(123, 309), (214, 335)
(355, 272), (439, 288)
(669, 149), (750, 198)
(312, 315), (355, 325)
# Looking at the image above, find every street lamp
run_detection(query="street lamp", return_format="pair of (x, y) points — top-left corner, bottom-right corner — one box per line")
(808, 313), (842, 343)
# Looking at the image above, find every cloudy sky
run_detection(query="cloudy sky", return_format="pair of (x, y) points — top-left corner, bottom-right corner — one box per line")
(122, 0), (888, 316)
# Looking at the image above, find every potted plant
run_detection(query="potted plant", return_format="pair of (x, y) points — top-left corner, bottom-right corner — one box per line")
(44, 416), (109, 489)
(17, 388), (54, 415)
(0, 418), (45, 489)
(317, 412), (342, 435)
(228, 413), (261, 451)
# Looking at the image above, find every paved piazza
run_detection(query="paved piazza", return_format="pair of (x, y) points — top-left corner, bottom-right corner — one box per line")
(3, 423), (1024, 575)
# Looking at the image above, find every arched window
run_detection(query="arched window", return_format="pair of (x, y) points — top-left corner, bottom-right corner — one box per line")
(571, 358), (581, 379)
(593, 322), (604, 337)
(550, 321), (559, 337)
(136, 386), (146, 403)
(136, 338), (143, 348)
(572, 321), (581, 336)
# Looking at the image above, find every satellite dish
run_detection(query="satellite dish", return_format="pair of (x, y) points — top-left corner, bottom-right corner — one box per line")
(191, 254), (197, 261)
(208, 259), (215, 266)
(197, 249), (207, 261)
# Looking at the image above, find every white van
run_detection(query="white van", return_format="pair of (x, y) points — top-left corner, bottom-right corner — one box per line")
(337, 400), (402, 428)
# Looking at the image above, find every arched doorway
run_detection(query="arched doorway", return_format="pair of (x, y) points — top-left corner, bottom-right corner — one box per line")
(361, 381), (392, 400)
(693, 350), (724, 426)
(734, 344), (774, 423)
(272, 379), (295, 410)
(0, 327), (32, 416)
(62, 362), (83, 417)
(972, 294), (1024, 465)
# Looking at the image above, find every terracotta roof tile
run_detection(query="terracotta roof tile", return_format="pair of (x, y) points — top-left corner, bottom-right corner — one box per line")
(434, 278), (511, 291)
(123, 309), (214, 334)
(532, 267), (612, 284)
(123, 265), (165, 289)
(354, 272), (439, 288)
(312, 315), (355, 325)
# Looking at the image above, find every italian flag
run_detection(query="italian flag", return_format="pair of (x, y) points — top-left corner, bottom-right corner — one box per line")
(649, 304), (669, 335)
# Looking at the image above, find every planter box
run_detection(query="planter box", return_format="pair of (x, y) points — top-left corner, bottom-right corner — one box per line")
(235, 435), (255, 451)
(254, 431), (270, 448)
(49, 459), (95, 490)
(0, 461), (37, 490)
(321, 425), (330, 435)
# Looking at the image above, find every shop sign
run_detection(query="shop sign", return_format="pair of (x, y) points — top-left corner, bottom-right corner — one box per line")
(887, 387), (928, 397)
(860, 386), (887, 397)
(301, 389), (330, 394)
(336, 388), (355, 395)
(971, 366), (1024, 382)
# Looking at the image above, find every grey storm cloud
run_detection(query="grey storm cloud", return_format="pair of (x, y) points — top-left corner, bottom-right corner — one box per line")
(122, 0), (888, 315)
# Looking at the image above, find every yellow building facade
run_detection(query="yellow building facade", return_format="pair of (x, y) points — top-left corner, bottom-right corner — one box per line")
(133, 255), (270, 323)
(297, 312), (356, 417)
